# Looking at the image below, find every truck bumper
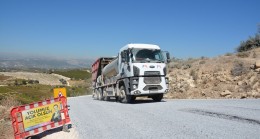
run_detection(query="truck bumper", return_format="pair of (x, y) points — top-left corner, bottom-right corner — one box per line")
(129, 76), (169, 95)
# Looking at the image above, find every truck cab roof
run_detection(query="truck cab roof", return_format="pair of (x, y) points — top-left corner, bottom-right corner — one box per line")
(120, 44), (160, 52)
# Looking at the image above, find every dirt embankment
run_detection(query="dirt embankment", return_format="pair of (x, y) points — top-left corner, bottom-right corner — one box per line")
(0, 72), (70, 86)
(165, 48), (260, 99)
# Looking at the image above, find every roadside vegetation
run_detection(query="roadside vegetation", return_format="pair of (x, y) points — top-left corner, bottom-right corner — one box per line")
(236, 26), (260, 52)
(0, 69), (92, 105)
(0, 96), (20, 139)
(52, 69), (91, 80)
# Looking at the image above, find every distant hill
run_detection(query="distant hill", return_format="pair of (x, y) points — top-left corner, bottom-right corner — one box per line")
(0, 53), (94, 69)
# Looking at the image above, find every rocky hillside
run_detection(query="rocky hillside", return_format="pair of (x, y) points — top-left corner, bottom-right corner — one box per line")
(166, 48), (260, 99)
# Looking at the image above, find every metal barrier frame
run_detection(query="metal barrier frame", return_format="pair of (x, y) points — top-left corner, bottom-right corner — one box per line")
(10, 96), (71, 139)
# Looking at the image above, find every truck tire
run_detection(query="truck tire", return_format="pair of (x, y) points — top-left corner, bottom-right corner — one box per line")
(93, 89), (97, 100)
(98, 88), (104, 100)
(96, 90), (100, 100)
(119, 86), (131, 103)
(152, 94), (163, 102)
(103, 90), (110, 101)
(131, 96), (136, 101)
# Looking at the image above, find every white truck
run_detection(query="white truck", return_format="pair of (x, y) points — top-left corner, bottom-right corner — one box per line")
(91, 44), (170, 103)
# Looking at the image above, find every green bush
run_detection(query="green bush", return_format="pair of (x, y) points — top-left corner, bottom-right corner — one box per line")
(237, 34), (260, 52)
(53, 69), (91, 80)
(225, 53), (233, 56)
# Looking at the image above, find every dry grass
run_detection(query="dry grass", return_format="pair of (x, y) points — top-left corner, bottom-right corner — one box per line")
(236, 52), (250, 58)
(0, 96), (21, 139)
(0, 75), (10, 81)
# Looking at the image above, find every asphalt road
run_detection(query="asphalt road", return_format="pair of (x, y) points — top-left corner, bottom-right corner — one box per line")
(68, 96), (260, 139)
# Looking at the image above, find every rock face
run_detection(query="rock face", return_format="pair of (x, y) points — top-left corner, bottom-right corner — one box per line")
(167, 48), (260, 99)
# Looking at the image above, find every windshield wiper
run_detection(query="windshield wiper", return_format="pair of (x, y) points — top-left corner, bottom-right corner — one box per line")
(152, 59), (164, 63)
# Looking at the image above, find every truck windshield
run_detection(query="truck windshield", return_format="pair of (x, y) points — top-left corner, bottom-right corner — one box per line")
(131, 49), (164, 63)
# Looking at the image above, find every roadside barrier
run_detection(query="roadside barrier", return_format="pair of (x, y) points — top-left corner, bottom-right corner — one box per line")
(10, 96), (71, 139)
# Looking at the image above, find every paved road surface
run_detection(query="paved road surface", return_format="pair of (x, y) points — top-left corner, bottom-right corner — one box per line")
(68, 96), (260, 139)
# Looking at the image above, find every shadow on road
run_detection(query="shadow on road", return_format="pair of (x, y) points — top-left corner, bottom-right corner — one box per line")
(130, 99), (167, 104)
(26, 127), (63, 139)
(94, 97), (167, 104)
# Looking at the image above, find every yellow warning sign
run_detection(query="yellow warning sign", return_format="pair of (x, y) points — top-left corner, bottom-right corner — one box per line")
(22, 102), (62, 131)
(53, 88), (67, 98)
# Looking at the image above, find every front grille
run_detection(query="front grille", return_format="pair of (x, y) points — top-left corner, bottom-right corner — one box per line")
(144, 71), (161, 84)
(143, 85), (163, 91)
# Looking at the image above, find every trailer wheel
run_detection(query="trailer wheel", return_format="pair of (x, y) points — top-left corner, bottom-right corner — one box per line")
(96, 91), (100, 100)
(152, 94), (163, 102)
(93, 89), (97, 100)
(119, 86), (131, 103)
(97, 88), (104, 100)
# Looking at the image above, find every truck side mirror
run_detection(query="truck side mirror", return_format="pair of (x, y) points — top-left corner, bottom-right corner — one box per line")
(121, 50), (129, 63)
(163, 51), (171, 63)
(125, 50), (130, 63)
(121, 51), (126, 62)
(166, 52), (170, 63)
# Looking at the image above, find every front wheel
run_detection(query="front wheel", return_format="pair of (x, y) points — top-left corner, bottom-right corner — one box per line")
(152, 94), (163, 102)
(119, 86), (132, 103)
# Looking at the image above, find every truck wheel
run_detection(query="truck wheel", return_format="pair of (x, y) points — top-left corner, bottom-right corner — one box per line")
(96, 90), (100, 100)
(131, 96), (136, 101)
(119, 86), (131, 103)
(93, 89), (97, 100)
(103, 90), (110, 101)
(98, 88), (104, 100)
(152, 94), (163, 102)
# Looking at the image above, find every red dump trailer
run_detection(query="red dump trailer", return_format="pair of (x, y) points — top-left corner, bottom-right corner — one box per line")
(91, 57), (114, 91)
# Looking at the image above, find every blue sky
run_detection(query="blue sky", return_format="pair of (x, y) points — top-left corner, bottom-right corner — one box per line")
(0, 0), (259, 59)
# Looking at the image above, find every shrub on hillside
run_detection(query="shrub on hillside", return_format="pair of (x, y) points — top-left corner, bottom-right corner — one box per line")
(225, 53), (233, 56)
(231, 62), (248, 76)
(199, 60), (206, 64)
(190, 69), (199, 80)
(236, 52), (250, 58)
(236, 34), (260, 52)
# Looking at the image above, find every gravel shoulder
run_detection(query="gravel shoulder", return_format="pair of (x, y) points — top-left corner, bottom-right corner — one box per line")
(40, 127), (79, 139)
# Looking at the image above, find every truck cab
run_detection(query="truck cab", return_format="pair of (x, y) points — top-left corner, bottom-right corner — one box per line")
(118, 44), (170, 101)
